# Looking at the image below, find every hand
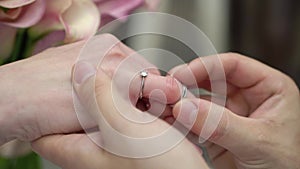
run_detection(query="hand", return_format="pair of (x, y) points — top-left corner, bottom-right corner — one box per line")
(0, 34), (180, 146)
(31, 59), (209, 169)
(170, 53), (300, 169)
(0, 42), (83, 145)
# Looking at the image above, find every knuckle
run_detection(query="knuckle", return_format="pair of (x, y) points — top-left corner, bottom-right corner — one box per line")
(220, 52), (246, 65)
(100, 33), (119, 41)
(108, 44), (127, 59)
(280, 74), (298, 94)
(222, 52), (243, 59)
(99, 34), (126, 57)
(101, 44), (127, 76)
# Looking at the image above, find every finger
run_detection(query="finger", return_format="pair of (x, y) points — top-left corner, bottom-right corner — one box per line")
(73, 61), (170, 137)
(172, 98), (261, 154)
(74, 59), (145, 131)
(130, 74), (181, 104)
(73, 60), (184, 158)
(73, 61), (100, 123)
(143, 85), (197, 118)
(101, 42), (160, 78)
(170, 53), (281, 93)
(164, 116), (176, 125)
(147, 100), (173, 118)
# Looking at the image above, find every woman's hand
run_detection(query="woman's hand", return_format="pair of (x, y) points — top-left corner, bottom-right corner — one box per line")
(31, 60), (209, 169)
(171, 53), (300, 169)
(0, 42), (83, 145)
(0, 34), (181, 146)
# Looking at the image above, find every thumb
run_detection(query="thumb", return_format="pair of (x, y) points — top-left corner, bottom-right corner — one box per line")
(73, 60), (168, 136)
(73, 61), (179, 158)
(73, 61), (104, 123)
(73, 60), (125, 130)
(172, 98), (260, 154)
(74, 61), (197, 158)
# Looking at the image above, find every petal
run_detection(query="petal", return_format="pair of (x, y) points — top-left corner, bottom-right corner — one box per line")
(33, 30), (65, 54)
(0, 8), (22, 20)
(0, 23), (17, 60)
(61, 0), (100, 42)
(145, 0), (160, 10)
(92, 0), (103, 3)
(1, 0), (46, 28)
(0, 0), (35, 8)
(29, 0), (72, 36)
(95, 0), (143, 19)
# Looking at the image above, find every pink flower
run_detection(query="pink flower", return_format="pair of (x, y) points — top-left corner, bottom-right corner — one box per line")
(93, 0), (161, 26)
(32, 0), (161, 53)
(30, 0), (100, 43)
(31, 0), (161, 46)
(0, 0), (45, 28)
(0, 0), (161, 58)
(0, 0), (100, 43)
(145, 0), (161, 10)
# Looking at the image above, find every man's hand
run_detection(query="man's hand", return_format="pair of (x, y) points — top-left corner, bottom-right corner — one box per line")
(171, 53), (300, 169)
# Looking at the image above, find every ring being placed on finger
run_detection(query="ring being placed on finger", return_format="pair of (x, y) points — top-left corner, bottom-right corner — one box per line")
(139, 70), (148, 99)
(174, 78), (188, 99)
(181, 85), (188, 98)
(170, 79), (188, 107)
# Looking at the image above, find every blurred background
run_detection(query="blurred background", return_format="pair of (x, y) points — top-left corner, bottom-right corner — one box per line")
(1, 0), (299, 169)
(129, 0), (300, 87)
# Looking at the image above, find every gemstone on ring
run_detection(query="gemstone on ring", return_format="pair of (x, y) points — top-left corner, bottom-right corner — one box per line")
(140, 71), (148, 77)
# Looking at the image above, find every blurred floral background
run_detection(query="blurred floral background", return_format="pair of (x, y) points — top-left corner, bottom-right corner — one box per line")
(131, 0), (299, 87)
(0, 0), (299, 169)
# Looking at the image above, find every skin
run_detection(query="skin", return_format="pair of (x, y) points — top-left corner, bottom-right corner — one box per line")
(1, 34), (299, 169)
(32, 52), (300, 169)
(32, 57), (209, 169)
(0, 34), (181, 146)
(171, 53), (300, 169)
(0, 41), (83, 144)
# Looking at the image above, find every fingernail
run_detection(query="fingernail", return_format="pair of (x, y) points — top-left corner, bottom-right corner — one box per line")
(74, 61), (96, 85)
(177, 100), (198, 126)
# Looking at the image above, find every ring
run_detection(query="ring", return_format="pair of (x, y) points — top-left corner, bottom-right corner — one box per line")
(139, 70), (148, 99)
(181, 85), (188, 98)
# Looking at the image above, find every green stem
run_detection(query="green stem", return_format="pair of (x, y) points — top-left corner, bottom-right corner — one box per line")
(0, 152), (41, 169)
(23, 35), (36, 59)
(2, 29), (26, 64)
(0, 7), (10, 12)
(1, 28), (39, 65)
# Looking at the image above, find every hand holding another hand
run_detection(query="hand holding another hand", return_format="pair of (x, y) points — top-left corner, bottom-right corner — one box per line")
(31, 48), (209, 169)
(171, 53), (300, 169)
(0, 34), (179, 147)
(1, 33), (299, 169)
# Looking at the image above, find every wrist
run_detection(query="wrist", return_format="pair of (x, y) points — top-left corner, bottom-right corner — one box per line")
(0, 63), (21, 145)
(0, 107), (17, 145)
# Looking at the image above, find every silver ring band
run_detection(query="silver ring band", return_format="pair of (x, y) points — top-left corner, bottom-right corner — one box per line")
(139, 70), (148, 99)
(182, 85), (188, 98)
